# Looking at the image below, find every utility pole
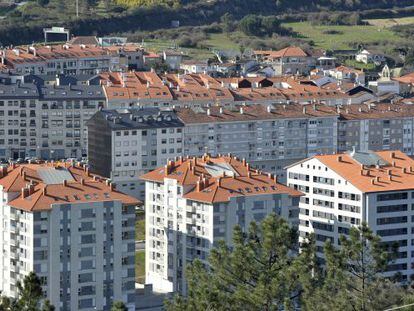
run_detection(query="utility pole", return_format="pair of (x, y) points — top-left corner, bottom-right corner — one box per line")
(76, 0), (79, 18)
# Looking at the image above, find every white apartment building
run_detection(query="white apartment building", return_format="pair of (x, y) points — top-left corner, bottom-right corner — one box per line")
(0, 163), (139, 310)
(287, 149), (414, 281)
(140, 155), (302, 293)
(87, 108), (184, 199)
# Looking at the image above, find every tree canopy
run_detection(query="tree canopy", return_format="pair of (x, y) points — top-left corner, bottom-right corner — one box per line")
(166, 215), (413, 311)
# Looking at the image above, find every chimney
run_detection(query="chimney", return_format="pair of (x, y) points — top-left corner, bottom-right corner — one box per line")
(28, 184), (34, 195)
(219, 107), (223, 114)
(21, 187), (29, 199)
(0, 166), (7, 178)
(164, 164), (170, 176)
(389, 175), (393, 182)
(338, 156), (342, 162)
(207, 108), (211, 116)
(196, 179), (203, 192)
(218, 177), (222, 187)
(240, 107), (244, 114)
(81, 178), (85, 185)
(391, 152), (395, 159)
(105, 179), (111, 186)
(247, 171), (251, 178)
(303, 106), (306, 114)
(246, 163), (250, 171)
(371, 179), (375, 185)
(63, 180), (67, 187)
(274, 175), (277, 183)
(402, 167), (407, 174)
(110, 183), (115, 191)
(242, 158), (246, 166)
(42, 186), (47, 196)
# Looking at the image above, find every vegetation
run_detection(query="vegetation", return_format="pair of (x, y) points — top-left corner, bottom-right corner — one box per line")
(111, 301), (128, 311)
(166, 214), (413, 311)
(136, 251), (146, 283)
(0, 271), (55, 311)
(136, 210), (145, 241)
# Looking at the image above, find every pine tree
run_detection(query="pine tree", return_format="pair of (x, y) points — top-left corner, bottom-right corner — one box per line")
(16, 271), (44, 311)
(166, 213), (316, 311)
(304, 223), (405, 311)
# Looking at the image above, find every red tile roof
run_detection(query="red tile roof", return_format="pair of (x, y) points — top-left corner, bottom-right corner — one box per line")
(315, 150), (414, 193)
(140, 155), (302, 204)
(0, 163), (140, 212)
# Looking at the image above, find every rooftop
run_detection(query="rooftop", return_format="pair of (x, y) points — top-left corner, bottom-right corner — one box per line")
(0, 163), (139, 211)
(314, 150), (414, 193)
(140, 155), (302, 204)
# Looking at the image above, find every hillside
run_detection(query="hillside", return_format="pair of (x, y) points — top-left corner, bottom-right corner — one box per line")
(0, 0), (414, 47)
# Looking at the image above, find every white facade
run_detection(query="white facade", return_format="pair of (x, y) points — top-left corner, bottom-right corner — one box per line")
(287, 152), (414, 281)
(142, 156), (301, 294)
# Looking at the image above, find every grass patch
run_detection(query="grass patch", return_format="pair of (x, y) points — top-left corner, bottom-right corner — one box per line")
(136, 210), (145, 241)
(282, 21), (401, 50)
(344, 59), (377, 71)
(135, 251), (145, 284)
(366, 16), (414, 28)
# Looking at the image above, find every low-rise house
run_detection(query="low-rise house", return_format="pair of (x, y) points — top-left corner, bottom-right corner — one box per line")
(355, 49), (386, 65)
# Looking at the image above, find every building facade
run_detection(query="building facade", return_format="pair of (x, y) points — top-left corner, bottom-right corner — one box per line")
(0, 163), (139, 310)
(140, 155), (302, 293)
(87, 108), (184, 199)
(287, 150), (414, 281)
(0, 81), (105, 160)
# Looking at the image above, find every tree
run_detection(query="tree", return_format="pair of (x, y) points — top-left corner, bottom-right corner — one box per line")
(16, 271), (44, 311)
(111, 301), (128, 311)
(37, 0), (50, 7)
(166, 213), (316, 311)
(42, 300), (55, 311)
(238, 14), (262, 36)
(220, 13), (235, 33)
(261, 16), (282, 36)
(304, 223), (405, 311)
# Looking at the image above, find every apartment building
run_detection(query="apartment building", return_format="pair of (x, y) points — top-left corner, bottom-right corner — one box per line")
(176, 103), (339, 181)
(0, 162), (139, 310)
(337, 102), (414, 155)
(101, 72), (348, 109)
(87, 108), (184, 199)
(140, 155), (302, 293)
(0, 81), (105, 160)
(287, 150), (414, 281)
(87, 103), (337, 199)
(0, 44), (144, 75)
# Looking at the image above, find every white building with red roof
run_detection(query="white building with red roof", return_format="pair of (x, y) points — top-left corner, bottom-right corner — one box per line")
(0, 162), (140, 309)
(140, 154), (302, 293)
(287, 149), (414, 281)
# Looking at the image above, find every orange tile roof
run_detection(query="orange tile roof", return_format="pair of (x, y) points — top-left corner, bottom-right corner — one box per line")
(0, 163), (140, 212)
(175, 103), (338, 124)
(315, 150), (414, 193)
(254, 46), (308, 58)
(394, 72), (414, 84)
(338, 102), (414, 120)
(140, 155), (302, 204)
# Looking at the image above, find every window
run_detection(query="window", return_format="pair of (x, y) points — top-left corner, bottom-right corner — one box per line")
(377, 192), (408, 201)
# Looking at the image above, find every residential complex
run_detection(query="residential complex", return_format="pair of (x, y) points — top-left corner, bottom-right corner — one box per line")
(0, 162), (139, 310)
(140, 155), (302, 293)
(287, 150), (414, 281)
